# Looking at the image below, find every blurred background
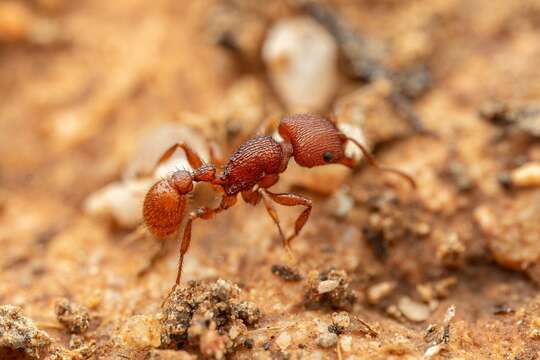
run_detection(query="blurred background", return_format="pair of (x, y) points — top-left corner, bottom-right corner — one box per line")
(1, 0), (540, 358)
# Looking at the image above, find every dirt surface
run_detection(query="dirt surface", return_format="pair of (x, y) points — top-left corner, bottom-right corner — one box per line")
(2, 0), (540, 359)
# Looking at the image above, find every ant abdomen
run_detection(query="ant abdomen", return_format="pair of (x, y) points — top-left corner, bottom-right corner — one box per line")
(143, 172), (193, 239)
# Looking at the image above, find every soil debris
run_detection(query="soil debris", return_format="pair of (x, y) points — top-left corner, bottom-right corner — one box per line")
(329, 312), (350, 335)
(0, 305), (53, 359)
(271, 264), (303, 282)
(435, 231), (466, 268)
(315, 320), (337, 349)
(54, 298), (90, 334)
(474, 197), (540, 276)
(363, 191), (427, 260)
(480, 100), (540, 137)
(423, 305), (456, 359)
(160, 279), (260, 359)
(304, 269), (356, 311)
(119, 315), (161, 349)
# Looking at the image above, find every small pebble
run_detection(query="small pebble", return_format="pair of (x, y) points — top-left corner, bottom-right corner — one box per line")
(340, 335), (352, 352)
(398, 297), (430, 322)
(317, 331), (337, 348)
(327, 188), (354, 219)
(367, 281), (396, 305)
(263, 16), (338, 112)
(119, 315), (161, 348)
(509, 162), (540, 188)
(83, 178), (154, 228)
(275, 332), (291, 351)
(318, 280), (339, 294)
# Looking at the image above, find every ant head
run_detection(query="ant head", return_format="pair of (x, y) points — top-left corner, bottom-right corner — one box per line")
(279, 113), (417, 188)
(278, 113), (347, 168)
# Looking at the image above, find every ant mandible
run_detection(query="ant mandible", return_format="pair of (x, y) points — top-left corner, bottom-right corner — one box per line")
(143, 113), (415, 293)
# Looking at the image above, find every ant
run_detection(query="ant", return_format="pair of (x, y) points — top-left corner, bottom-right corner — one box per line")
(142, 113), (415, 298)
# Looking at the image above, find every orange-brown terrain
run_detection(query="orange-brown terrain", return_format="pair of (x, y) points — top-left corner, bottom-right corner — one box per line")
(1, 1), (540, 359)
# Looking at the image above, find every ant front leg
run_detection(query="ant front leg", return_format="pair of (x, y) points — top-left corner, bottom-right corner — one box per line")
(263, 190), (312, 257)
(155, 142), (204, 171)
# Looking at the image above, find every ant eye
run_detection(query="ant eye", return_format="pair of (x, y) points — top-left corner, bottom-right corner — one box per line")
(323, 152), (333, 162)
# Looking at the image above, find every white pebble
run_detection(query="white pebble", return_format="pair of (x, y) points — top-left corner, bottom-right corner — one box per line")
(263, 16), (338, 112)
(367, 281), (396, 305)
(398, 297), (431, 322)
(84, 178), (154, 228)
(275, 331), (291, 351)
(340, 335), (352, 352)
(318, 280), (339, 294)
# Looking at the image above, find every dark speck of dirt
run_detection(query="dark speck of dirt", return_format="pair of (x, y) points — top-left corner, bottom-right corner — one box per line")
(243, 338), (253, 349)
(271, 264), (303, 282)
(493, 303), (514, 315)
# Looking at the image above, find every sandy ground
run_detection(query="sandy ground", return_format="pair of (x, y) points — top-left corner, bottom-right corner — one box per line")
(2, 0), (540, 359)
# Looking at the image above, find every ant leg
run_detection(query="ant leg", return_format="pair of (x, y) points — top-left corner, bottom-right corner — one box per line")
(259, 191), (287, 246)
(209, 141), (223, 167)
(256, 115), (280, 136)
(258, 174), (279, 189)
(242, 189), (261, 206)
(154, 142), (204, 171)
(264, 190), (312, 256)
(174, 195), (237, 284)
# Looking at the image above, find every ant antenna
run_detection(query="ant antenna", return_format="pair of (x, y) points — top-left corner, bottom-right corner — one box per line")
(346, 137), (417, 189)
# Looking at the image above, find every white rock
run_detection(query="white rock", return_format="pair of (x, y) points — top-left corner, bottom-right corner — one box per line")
(84, 178), (154, 228)
(124, 122), (210, 179)
(318, 280), (339, 294)
(263, 16), (338, 112)
(398, 297), (431, 322)
(275, 331), (291, 351)
(367, 281), (396, 305)
(85, 123), (212, 229)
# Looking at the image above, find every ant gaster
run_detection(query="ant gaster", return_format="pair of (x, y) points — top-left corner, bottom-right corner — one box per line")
(143, 113), (415, 293)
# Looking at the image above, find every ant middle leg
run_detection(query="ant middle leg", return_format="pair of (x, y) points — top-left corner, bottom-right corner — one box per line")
(263, 190), (312, 256)
(259, 190), (287, 252)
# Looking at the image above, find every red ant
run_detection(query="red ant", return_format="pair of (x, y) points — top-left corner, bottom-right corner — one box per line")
(143, 113), (415, 295)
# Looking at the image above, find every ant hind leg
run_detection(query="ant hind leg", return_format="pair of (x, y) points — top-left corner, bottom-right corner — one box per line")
(263, 190), (312, 259)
